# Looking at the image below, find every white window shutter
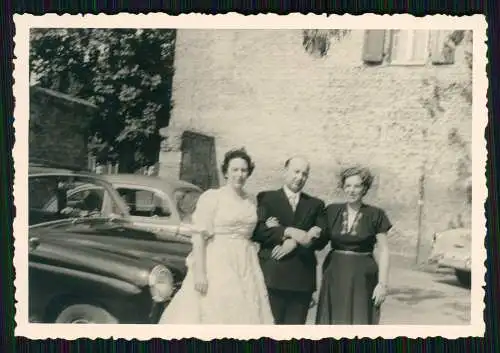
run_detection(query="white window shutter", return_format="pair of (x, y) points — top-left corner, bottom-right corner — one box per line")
(389, 30), (405, 63)
(410, 30), (430, 62)
(389, 30), (429, 64)
(431, 30), (455, 65)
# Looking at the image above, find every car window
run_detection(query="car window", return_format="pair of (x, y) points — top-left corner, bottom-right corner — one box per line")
(29, 175), (125, 226)
(44, 186), (105, 212)
(68, 188), (105, 211)
(174, 188), (202, 222)
(29, 177), (59, 209)
(115, 187), (172, 219)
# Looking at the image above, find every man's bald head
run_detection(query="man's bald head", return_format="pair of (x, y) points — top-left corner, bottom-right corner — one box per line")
(284, 155), (310, 170)
(283, 155), (310, 193)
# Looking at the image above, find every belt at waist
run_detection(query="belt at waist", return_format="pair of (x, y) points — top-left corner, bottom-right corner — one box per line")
(211, 235), (252, 241)
(333, 249), (372, 256)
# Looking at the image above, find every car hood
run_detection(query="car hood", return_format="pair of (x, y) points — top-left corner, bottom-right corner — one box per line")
(30, 219), (192, 280)
(29, 236), (157, 287)
(428, 227), (471, 262)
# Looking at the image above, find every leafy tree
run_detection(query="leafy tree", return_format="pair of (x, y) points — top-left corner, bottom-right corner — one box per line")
(417, 30), (473, 233)
(30, 28), (176, 172)
(302, 29), (351, 58)
(419, 30), (473, 187)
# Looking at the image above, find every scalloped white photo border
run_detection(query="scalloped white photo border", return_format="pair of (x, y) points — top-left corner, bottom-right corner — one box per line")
(12, 13), (488, 340)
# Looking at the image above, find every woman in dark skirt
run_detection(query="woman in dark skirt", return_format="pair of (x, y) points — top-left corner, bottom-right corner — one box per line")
(315, 166), (391, 325)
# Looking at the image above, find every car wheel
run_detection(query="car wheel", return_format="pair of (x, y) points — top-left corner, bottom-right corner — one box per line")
(455, 269), (471, 288)
(55, 304), (118, 324)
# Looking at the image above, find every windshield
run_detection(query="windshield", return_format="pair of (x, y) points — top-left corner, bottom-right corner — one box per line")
(29, 174), (130, 226)
(174, 188), (202, 222)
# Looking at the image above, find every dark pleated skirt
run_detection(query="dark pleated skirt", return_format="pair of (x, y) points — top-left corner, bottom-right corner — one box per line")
(315, 250), (380, 325)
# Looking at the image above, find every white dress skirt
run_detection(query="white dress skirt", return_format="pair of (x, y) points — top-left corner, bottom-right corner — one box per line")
(158, 187), (275, 324)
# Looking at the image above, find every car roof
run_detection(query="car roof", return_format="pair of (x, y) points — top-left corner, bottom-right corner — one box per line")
(29, 166), (76, 174)
(29, 158), (88, 173)
(28, 167), (95, 177)
(99, 174), (203, 193)
(27, 160), (203, 193)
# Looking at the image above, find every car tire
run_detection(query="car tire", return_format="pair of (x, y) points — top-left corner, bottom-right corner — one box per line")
(455, 269), (471, 288)
(55, 304), (118, 324)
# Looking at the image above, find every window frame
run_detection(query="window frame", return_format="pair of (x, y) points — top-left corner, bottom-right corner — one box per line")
(113, 184), (176, 222)
(28, 174), (129, 226)
(389, 29), (431, 66)
(43, 184), (106, 213)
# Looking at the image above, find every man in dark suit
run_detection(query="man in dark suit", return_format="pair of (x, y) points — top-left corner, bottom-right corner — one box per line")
(253, 156), (326, 325)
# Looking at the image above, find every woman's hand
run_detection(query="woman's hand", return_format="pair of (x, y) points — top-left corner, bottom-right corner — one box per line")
(271, 238), (298, 260)
(194, 271), (208, 295)
(284, 227), (311, 245)
(372, 282), (388, 307)
(201, 230), (215, 241)
(373, 233), (390, 307)
(266, 217), (281, 228)
(307, 226), (322, 239)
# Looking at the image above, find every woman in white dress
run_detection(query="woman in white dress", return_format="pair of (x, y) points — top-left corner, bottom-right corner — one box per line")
(159, 148), (275, 324)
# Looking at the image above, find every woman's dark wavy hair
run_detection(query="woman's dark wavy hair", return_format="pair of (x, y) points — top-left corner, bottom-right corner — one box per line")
(339, 165), (374, 195)
(221, 147), (255, 177)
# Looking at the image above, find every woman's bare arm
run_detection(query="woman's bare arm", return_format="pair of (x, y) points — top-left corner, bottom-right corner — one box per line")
(375, 233), (390, 286)
(192, 230), (208, 294)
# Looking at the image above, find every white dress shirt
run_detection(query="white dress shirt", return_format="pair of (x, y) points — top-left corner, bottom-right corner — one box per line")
(283, 185), (301, 212)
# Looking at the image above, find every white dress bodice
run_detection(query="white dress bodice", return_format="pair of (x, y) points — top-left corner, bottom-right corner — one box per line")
(188, 186), (258, 239)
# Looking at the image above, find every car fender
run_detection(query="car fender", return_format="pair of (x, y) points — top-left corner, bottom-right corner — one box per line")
(30, 261), (149, 322)
(30, 262), (142, 295)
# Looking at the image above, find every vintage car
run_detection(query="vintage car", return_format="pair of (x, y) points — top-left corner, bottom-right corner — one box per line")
(41, 173), (203, 240)
(428, 227), (471, 287)
(28, 161), (192, 323)
(428, 177), (472, 288)
(29, 235), (173, 323)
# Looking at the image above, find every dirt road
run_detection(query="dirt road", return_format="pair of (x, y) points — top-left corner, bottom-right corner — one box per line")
(306, 256), (471, 325)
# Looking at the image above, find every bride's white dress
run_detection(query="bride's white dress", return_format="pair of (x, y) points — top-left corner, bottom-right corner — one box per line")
(159, 186), (275, 324)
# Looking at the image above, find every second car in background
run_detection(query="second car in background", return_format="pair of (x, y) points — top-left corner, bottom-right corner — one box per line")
(42, 173), (203, 241)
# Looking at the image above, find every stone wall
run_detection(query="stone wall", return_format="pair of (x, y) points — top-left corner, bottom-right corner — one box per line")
(163, 29), (472, 257)
(29, 86), (97, 169)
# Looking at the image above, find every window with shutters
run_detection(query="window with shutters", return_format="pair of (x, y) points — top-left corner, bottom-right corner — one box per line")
(389, 30), (431, 65)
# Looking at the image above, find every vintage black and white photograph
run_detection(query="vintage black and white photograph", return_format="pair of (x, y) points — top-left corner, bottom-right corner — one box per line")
(13, 14), (487, 339)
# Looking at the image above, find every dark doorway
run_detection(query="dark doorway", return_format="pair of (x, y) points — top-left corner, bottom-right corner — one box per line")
(180, 131), (219, 190)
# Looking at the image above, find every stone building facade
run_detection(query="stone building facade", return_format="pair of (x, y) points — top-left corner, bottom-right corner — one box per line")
(160, 29), (472, 257)
(29, 85), (97, 169)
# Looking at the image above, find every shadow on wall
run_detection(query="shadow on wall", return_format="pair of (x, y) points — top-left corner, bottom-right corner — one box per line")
(179, 131), (220, 191)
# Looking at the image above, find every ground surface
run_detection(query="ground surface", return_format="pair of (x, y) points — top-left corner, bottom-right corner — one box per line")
(306, 254), (471, 325)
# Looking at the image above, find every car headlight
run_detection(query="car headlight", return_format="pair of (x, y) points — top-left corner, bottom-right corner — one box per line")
(148, 265), (174, 302)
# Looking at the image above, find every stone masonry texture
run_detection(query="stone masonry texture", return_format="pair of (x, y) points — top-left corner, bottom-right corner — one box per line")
(163, 29), (472, 258)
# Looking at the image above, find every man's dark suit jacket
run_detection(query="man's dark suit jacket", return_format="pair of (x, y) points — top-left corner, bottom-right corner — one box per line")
(252, 188), (326, 293)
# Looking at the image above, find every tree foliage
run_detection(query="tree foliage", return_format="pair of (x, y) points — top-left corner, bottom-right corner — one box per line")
(302, 29), (351, 58)
(439, 30), (472, 104)
(419, 30), (473, 200)
(30, 28), (176, 171)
